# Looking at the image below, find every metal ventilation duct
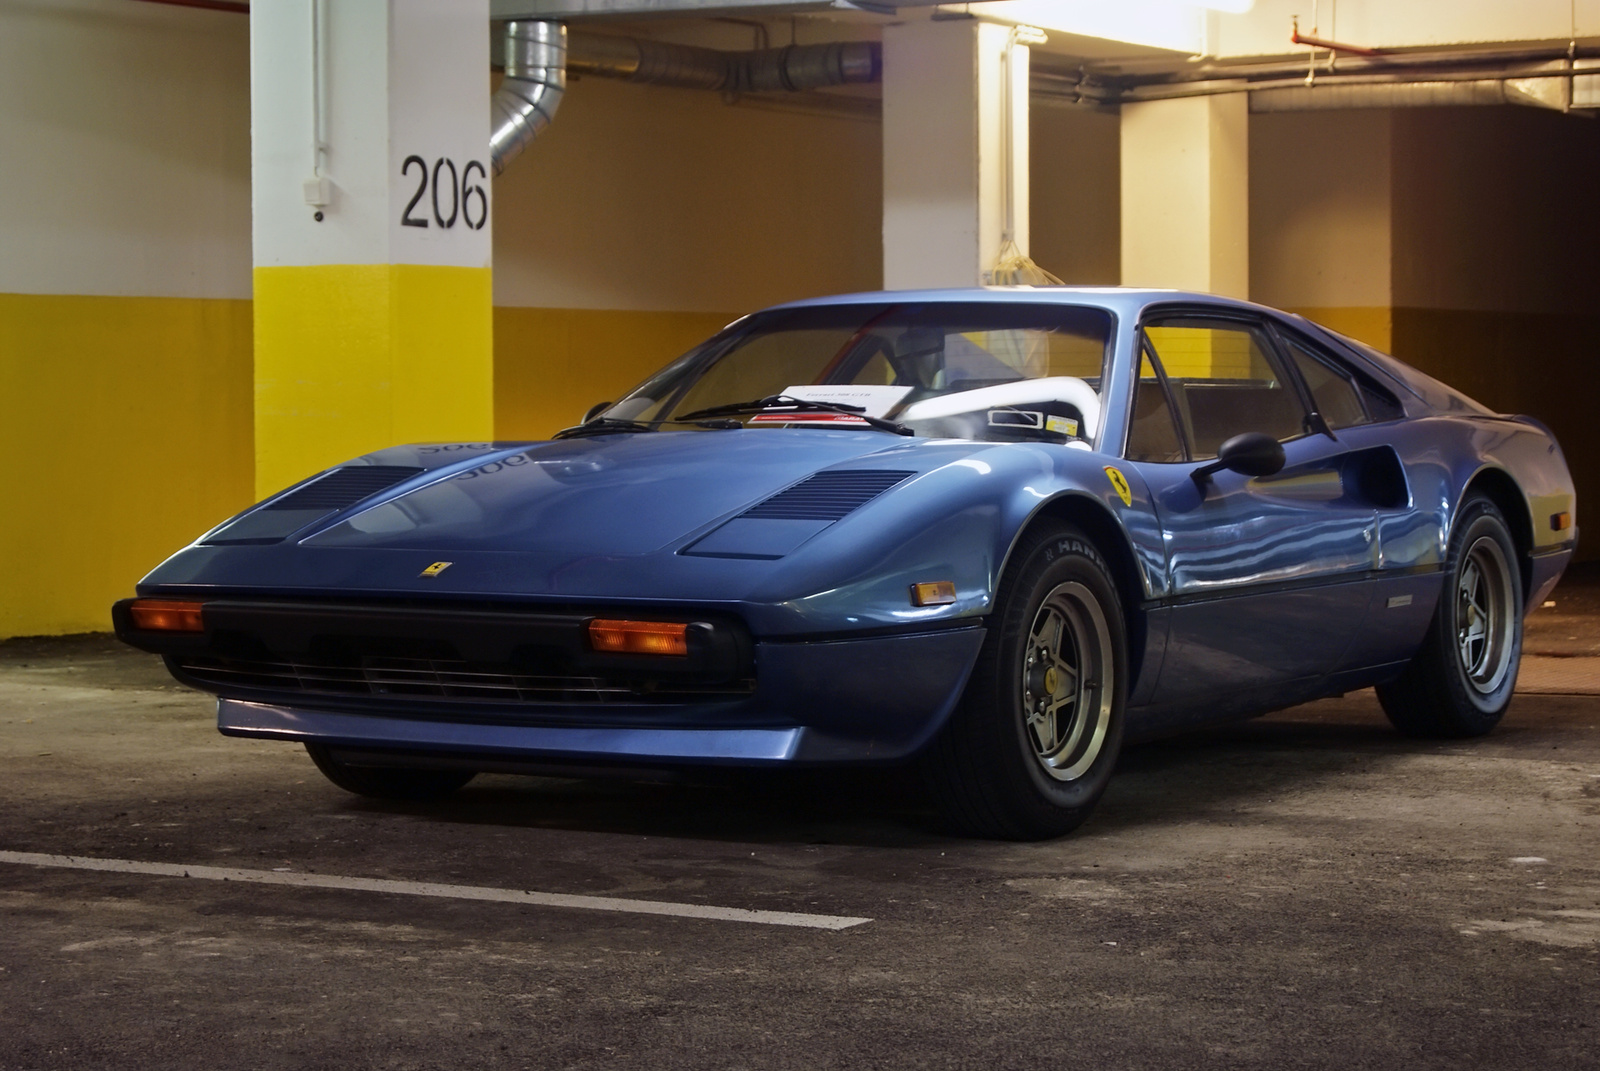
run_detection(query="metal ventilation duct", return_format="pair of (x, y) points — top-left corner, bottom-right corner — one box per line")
(490, 23), (881, 174)
(490, 20), (567, 175)
(1250, 77), (1570, 113)
(567, 34), (880, 94)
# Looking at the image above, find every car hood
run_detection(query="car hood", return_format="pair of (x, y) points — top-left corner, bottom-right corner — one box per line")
(291, 430), (927, 557)
(139, 429), (1127, 632)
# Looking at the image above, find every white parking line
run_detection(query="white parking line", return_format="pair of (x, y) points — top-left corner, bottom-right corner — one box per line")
(0, 850), (871, 931)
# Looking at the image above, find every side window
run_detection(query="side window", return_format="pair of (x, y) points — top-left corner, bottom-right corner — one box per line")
(1125, 347), (1187, 463)
(1281, 335), (1367, 429)
(1143, 319), (1310, 460)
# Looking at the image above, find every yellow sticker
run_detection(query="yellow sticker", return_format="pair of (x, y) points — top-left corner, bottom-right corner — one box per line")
(419, 561), (453, 578)
(1046, 415), (1079, 437)
(1104, 466), (1133, 506)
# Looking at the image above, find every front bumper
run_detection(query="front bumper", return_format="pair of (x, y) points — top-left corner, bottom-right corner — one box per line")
(217, 626), (987, 766)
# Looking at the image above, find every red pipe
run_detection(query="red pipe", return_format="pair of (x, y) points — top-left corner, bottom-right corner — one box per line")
(1291, 28), (1382, 57)
(128, 0), (249, 14)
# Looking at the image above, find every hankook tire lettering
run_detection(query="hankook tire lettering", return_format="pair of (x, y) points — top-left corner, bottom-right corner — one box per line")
(399, 156), (488, 231)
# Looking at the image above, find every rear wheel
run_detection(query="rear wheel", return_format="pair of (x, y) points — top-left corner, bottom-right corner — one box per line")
(1377, 493), (1523, 738)
(922, 523), (1127, 839)
(305, 744), (475, 801)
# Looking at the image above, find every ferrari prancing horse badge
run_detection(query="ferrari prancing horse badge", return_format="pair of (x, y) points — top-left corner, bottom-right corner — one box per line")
(1104, 466), (1133, 507)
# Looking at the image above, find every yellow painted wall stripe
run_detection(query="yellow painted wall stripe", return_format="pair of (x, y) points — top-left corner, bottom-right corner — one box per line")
(0, 292), (254, 637)
(253, 264), (494, 500)
(1284, 306), (1394, 353)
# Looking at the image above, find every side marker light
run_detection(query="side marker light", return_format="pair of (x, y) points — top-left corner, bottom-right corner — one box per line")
(129, 599), (206, 632)
(910, 581), (958, 607)
(588, 619), (690, 656)
(1551, 511), (1572, 532)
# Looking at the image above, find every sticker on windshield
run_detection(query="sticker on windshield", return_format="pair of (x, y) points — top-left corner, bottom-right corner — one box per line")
(746, 384), (914, 426)
(1104, 466), (1133, 506)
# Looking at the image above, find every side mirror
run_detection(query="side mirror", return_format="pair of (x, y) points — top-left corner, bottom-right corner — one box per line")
(1191, 432), (1286, 488)
(581, 401), (612, 424)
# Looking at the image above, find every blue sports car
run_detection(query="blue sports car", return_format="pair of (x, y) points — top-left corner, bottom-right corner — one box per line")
(114, 289), (1578, 838)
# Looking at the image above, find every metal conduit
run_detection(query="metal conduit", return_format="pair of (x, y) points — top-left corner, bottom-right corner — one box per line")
(490, 24), (881, 174)
(567, 34), (880, 95)
(490, 21), (567, 176)
(1249, 80), (1561, 112)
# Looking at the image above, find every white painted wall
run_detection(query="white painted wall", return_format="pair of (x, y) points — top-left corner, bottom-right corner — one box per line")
(1120, 94), (1249, 298)
(251, 0), (491, 270)
(1213, 0), (1600, 57)
(881, 19), (1029, 289)
(0, 0), (251, 299)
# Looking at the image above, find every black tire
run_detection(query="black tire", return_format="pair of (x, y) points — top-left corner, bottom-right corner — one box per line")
(304, 743), (475, 801)
(922, 523), (1127, 840)
(1377, 493), (1523, 738)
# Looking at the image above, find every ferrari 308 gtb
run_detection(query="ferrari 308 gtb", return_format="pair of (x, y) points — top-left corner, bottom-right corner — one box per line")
(114, 289), (1578, 838)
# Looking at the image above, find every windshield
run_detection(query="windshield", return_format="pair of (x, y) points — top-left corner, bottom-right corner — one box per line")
(600, 301), (1113, 445)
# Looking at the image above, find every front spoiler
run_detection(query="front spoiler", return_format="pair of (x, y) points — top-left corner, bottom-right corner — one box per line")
(218, 625), (987, 766)
(221, 700), (805, 763)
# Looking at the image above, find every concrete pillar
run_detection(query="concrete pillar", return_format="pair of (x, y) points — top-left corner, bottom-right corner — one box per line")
(882, 18), (1031, 289)
(1120, 94), (1249, 298)
(250, 0), (492, 499)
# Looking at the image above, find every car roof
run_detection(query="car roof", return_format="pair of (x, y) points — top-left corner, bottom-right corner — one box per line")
(760, 286), (1288, 320)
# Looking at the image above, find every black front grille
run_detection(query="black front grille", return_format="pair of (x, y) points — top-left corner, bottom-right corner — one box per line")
(740, 470), (915, 521)
(175, 654), (754, 706)
(268, 466), (425, 511)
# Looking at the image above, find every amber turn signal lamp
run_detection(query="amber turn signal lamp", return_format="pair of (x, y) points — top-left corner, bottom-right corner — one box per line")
(910, 581), (958, 607)
(588, 619), (690, 656)
(128, 599), (206, 632)
(1551, 511), (1572, 532)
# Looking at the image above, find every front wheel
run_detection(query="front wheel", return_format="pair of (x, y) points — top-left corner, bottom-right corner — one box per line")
(922, 523), (1127, 839)
(305, 744), (476, 801)
(1377, 493), (1523, 738)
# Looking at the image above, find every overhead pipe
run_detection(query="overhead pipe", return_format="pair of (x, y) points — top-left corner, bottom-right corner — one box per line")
(1044, 41), (1600, 104)
(490, 20), (567, 176)
(1248, 79), (1568, 112)
(490, 25), (881, 174)
(566, 33), (880, 95)
(1037, 56), (1594, 113)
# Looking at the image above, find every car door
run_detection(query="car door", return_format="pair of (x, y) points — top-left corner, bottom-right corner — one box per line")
(1120, 312), (1381, 712)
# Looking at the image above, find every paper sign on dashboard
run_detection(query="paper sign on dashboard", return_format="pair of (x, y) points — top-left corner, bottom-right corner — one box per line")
(747, 385), (913, 425)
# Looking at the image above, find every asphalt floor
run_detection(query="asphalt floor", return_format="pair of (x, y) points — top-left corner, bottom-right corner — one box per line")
(1, 566), (1597, 1070)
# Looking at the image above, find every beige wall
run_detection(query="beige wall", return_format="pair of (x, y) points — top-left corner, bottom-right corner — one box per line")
(490, 77), (885, 436)
(1030, 104), (1121, 285)
(492, 78), (883, 313)
(1251, 109), (1394, 346)
(1250, 104), (1598, 558)
(1391, 107), (1600, 316)
(1389, 107), (1600, 557)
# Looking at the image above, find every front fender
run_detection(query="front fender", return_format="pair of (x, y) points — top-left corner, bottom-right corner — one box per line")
(743, 444), (1163, 635)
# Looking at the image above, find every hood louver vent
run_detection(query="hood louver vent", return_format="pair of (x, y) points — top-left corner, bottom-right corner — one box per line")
(267, 466), (425, 512)
(740, 470), (915, 521)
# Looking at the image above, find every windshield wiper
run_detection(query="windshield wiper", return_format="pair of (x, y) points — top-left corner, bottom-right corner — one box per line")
(553, 415), (748, 439)
(553, 418), (658, 439)
(676, 395), (914, 436)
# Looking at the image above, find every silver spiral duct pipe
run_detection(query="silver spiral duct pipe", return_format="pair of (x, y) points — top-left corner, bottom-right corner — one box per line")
(566, 34), (880, 95)
(490, 20), (567, 176)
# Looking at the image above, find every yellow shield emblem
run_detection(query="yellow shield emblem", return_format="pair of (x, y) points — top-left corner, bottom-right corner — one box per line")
(1103, 466), (1133, 507)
